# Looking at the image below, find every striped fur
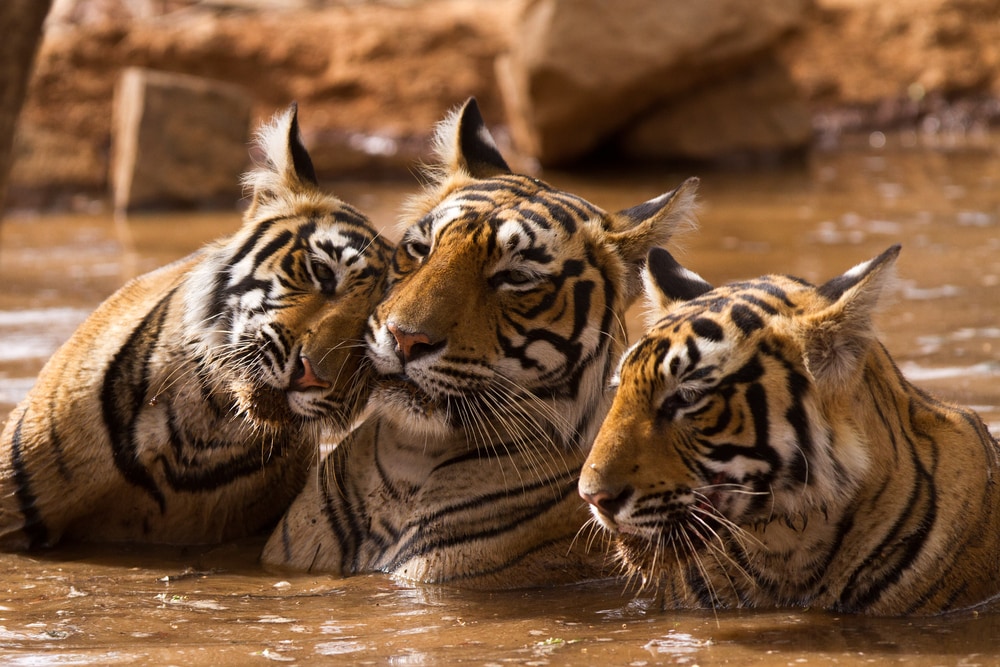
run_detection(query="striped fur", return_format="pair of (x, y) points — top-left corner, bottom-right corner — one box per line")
(580, 245), (1000, 614)
(0, 105), (391, 548)
(262, 98), (699, 587)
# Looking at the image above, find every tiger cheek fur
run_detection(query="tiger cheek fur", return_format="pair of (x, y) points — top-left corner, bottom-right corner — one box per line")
(0, 104), (390, 550)
(581, 245), (1000, 615)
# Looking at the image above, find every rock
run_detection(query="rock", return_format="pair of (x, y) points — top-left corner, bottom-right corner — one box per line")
(783, 0), (1000, 105)
(618, 56), (812, 162)
(498, 0), (809, 165)
(110, 67), (251, 212)
(8, 1), (514, 209)
(8, 0), (1000, 209)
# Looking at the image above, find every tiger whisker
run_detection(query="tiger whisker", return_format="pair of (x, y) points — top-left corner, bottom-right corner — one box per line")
(687, 511), (755, 603)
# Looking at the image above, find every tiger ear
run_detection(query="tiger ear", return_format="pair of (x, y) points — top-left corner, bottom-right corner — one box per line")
(642, 247), (713, 320)
(432, 97), (511, 179)
(606, 177), (700, 303)
(803, 245), (901, 388)
(243, 102), (319, 216)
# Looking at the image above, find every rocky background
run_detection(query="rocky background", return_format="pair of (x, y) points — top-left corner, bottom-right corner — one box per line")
(6, 0), (1000, 211)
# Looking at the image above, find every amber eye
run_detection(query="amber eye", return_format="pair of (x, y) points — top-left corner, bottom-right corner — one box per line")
(312, 262), (337, 294)
(491, 268), (538, 290)
(657, 388), (705, 421)
(403, 239), (430, 261)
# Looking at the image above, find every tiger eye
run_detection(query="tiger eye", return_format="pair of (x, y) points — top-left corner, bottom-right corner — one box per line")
(312, 262), (337, 294)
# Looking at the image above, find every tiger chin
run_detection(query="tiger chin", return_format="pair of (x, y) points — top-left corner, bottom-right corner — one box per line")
(261, 98), (700, 588)
(579, 245), (1000, 615)
(0, 104), (391, 550)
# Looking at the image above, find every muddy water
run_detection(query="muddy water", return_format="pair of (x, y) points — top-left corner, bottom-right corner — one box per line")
(1, 136), (999, 665)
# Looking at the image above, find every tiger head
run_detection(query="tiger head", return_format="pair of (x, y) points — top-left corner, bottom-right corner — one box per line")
(367, 98), (699, 450)
(579, 246), (899, 583)
(182, 104), (391, 430)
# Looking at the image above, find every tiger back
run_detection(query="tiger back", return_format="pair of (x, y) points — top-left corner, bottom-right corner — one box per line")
(0, 104), (391, 549)
(261, 98), (699, 588)
(579, 245), (1000, 614)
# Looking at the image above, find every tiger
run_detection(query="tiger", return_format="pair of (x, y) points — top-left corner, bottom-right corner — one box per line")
(260, 98), (700, 588)
(579, 244), (1000, 615)
(0, 104), (392, 549)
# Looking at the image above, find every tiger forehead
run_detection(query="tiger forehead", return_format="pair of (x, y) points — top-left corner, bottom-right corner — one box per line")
(306, 225), (378, 263)
(424, 175), (603, 240)
(657, 275), (813, 336)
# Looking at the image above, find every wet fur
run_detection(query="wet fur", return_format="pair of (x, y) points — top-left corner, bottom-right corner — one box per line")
(262, 98), (699, 587)
(580, 246), (1000, 614)
(0, 105), (391, 549)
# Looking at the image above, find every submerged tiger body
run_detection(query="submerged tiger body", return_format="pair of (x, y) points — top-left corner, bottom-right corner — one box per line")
(0, 105), (391, 549)
(262, 98), (699, 587)
(579, 245), (1000, 615)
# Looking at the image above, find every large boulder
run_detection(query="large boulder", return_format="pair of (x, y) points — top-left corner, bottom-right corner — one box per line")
(497, 0), (810, 165)
(110, 67), (251, 211)
(619, 55), (812, 162)
(8, 0), (514, 208)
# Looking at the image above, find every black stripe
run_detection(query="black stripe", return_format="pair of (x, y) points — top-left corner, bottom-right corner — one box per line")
(223, 229), (295, 301)
(156, 406), (296, 491)
(384, 475), (579, 569)
(730, 303), (765, 336)
(782, 360), (813, 486)
(101, 289), (177, 512)
(322, 434), (367, 573)
(835, 371), (938, 612)
(690, 317), (724, 342)
(210, 217), (285, 317)
(9, 414), (50, 548)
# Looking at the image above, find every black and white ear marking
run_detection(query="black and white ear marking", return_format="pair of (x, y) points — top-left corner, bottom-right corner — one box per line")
(286, 102), (318, 186)
(457, 98), (511, 178)
(805, 244), (901, 388)
(605, 177), (700, 304)
(434, 97), (511, 179)
(642, 246), (713, 316)
(646, 247), (713, 301)
(243, 102), (322, 215)
(817, 244), (901, 303)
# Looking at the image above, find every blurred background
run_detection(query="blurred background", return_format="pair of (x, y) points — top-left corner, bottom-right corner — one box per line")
(0, 6), (999, 661)
(2, 0), (1000, 213)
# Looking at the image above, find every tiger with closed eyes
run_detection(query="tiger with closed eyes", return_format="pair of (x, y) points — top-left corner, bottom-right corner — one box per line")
(579, 245), (1000, 615)
(261, 98), (699, 588)
(0, 104), (391, 549)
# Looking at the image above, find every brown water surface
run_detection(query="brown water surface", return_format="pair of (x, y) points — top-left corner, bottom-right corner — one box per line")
(1, 136), (999, 665)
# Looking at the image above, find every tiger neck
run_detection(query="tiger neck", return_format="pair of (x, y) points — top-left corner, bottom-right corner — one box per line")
(846, 341), (980, 485)
(374, 390), (608, 476)
(733, 343), (1000, 605)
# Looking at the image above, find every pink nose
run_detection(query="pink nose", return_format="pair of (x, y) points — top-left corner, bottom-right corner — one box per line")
(387, 322), (434, 363)
(579, 486), (632, 517)
(290, 356), (331, 391)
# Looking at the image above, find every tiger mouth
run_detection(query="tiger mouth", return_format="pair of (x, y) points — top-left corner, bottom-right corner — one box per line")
(614, 525), (708, 575)
(233, 360), (357, 428)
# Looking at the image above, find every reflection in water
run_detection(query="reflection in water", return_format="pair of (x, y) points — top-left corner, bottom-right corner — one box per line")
(0, 140), (998, 664)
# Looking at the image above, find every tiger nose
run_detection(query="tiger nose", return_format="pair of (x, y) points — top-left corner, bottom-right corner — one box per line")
(580, 487), (633, 518)
(387, 322), (441, 364)
(289, 355), (332, 392)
